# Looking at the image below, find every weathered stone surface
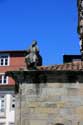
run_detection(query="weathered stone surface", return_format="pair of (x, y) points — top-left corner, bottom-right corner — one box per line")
(15, 83), (83, 125)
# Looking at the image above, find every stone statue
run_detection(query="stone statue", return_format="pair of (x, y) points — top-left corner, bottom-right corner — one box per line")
(25, 40), (42, 69)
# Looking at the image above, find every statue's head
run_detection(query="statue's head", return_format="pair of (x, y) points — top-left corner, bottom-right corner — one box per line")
(32, 40), (37, 46)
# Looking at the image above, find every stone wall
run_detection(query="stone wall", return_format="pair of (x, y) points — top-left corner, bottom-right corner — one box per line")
(15, 82), (83, 125)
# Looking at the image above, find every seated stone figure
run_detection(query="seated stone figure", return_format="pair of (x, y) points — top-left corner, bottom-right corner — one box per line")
(25, 40), (42, 69)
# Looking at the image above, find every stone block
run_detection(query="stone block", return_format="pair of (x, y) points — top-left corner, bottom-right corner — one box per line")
(30, 120), (47, 125)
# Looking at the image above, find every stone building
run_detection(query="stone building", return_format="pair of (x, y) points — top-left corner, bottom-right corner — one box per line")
(0, 50), (25, 125)
(6, 57), (83, 125)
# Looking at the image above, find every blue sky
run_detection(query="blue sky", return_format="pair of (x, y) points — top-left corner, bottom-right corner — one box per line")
(0, 0), (80, 65)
